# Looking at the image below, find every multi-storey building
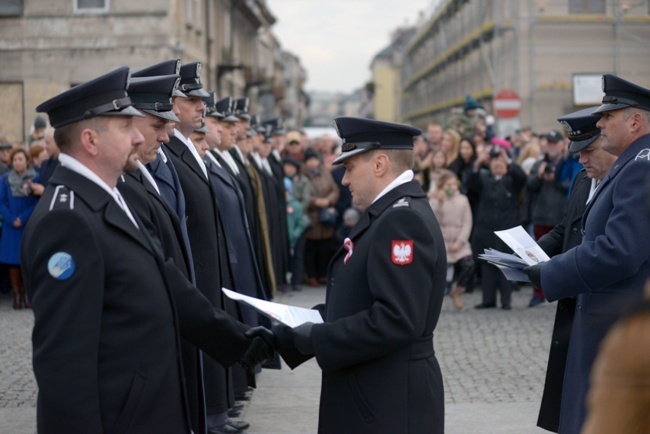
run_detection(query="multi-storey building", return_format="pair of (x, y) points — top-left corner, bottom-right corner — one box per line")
(0, 0), (307, 143)
(400, 0), (650, 135)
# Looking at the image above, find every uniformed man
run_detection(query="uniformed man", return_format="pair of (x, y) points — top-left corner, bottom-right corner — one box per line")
(162, 63), (243, 434)
(535, 107), (617, 433)
(23, 67), (272, 434)
(251, 117), (447, 433)
(525, 74), (650, 434)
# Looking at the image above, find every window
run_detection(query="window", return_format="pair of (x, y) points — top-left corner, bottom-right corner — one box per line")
(569, 0), (605, 14)
(74, 0), (109, 14)
(0, 0), (23, 16)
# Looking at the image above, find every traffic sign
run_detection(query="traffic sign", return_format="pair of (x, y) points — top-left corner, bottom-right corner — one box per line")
(493, 89), (521, 119)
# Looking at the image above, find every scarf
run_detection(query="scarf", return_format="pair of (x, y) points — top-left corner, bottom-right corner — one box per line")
(7, 166), (37, 197)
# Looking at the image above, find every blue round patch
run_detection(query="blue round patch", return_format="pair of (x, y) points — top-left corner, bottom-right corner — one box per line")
(47, 252), (75, 281)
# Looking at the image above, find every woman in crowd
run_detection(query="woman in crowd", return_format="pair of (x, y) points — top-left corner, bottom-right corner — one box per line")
(442, 128), (462, 172)
(426, 149), (448, 199)
(467, 144), (526, 310)
(28, 144), (48, 170)
(429, 170), (474, 310)
(0, 148), (39, 309)
(302, 148), (339, 286)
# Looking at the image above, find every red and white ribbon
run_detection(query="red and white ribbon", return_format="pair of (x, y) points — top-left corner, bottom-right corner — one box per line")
(343, 237), (354, 264)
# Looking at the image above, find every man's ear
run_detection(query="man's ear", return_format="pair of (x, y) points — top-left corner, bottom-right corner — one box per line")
(374, 153), (390, 177)
(79, 127), (100, 157)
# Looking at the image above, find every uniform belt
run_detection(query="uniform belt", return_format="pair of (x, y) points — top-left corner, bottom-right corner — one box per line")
(409, 335), (434, 360)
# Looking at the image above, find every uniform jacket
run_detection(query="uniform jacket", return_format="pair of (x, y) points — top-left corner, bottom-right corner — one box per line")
(542, 135), (650, 434)
(164, 136), (233, 415)
(535, 170), (590, 432)
(205, 155), (266, 325)
(22, 167), (250, 434)
(295, 180), (447, 433)
(118, 168), (202, 433)
(428, 191), (473, 264)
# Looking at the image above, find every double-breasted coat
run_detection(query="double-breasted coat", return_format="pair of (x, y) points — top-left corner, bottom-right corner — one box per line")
(164, 136), (235, 415)
(22, 167), (250, 434)
(290, 179), (447, 433)
(541, 135), (650, 434)
(535, 170), (590, 432)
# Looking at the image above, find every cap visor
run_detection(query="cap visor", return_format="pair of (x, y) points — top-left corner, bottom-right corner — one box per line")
(568, 133), (600, 153)
(186, 88), (210, 97)
(222, 115), (239, 123)
(173, 89), (188, 98)
(143, 109), (179, 123)
(332, 147), (370, 165)
(103, 106), (146, 118)
(238, 114), (252, 121)
(206, 110), (224, 118)
(592, 103), (629, 114)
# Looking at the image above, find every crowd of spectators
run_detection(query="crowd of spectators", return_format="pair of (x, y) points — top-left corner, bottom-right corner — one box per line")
(1, 97), (575, 311)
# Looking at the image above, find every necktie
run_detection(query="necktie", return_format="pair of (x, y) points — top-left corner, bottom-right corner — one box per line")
(343, 237), (354, 264)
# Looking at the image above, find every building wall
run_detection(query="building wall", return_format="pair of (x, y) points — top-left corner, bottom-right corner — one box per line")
(400, 0), (650, 135)
(372, 63), (397, 122)
(0, 0), (306, 143)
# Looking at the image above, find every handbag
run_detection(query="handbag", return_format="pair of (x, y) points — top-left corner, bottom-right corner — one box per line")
(319, 207), (338, 228)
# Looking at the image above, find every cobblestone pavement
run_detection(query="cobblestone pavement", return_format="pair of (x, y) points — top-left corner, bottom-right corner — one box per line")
(0, 285), (555, 433)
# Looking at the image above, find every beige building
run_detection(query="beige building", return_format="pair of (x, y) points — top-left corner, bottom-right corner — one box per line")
(0, 0), (307, 143)
(369, 27), (417, 123)
(400, 0), (650, 135)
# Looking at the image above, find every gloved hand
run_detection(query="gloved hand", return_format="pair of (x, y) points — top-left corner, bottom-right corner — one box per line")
(523, 262), (544, 290)
(240, 327), (276, 370)
(271, 322), (315, 355)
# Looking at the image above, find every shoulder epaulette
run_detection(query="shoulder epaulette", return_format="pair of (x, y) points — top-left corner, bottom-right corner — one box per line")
(393, 197), (410, 208)
(634, 148), (650, 162)
(49, 185), (75, 211)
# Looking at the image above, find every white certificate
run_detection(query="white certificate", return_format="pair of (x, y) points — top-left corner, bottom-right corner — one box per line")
(222, 287), (323, 327)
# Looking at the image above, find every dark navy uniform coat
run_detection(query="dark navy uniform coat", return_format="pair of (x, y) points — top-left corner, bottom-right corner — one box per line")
(536, 170), (590, 432)
(541, 135), (650, 434)
(22, 167), (250, 434)
(299, 179), (446, 433)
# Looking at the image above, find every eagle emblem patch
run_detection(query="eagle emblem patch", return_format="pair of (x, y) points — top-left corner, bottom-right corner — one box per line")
(391, 240), (413, 265)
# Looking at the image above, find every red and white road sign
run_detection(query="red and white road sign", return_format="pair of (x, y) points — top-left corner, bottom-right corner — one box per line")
(493, 90), (521, 119)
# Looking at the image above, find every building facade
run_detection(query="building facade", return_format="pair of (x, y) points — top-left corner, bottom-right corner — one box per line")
(0, 0), (307, 143)
(400, 0), (650, 135)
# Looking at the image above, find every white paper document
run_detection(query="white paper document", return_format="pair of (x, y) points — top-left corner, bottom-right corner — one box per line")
(478, 226), (550, 282)
(494, 226), (551, 265)
(222, 287), (323, 328)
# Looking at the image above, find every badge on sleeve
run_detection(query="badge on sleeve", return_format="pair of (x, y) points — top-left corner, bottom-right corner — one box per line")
(391, 240), (414, 265)
(48, 252), (75, 280)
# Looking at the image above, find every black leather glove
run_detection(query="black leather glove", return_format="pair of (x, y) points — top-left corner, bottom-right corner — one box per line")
(523, 262), (544, 290)
(240, 327), (276, 370)
(271, 322), (315, 355)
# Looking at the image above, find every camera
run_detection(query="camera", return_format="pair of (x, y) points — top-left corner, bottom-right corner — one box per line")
(542, 154), (554, 174)
(489, 147), (501, 159)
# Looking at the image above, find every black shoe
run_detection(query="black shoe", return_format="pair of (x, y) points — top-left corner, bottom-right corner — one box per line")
(502, 305), (512, 310)
(208, 424), (243, 434)
(227, 408), (241, 418)
(234, 392), (251, 401)
(231, 402), (245, 411)
(227, 419), (250, 430)
(474, 303), (496, 309)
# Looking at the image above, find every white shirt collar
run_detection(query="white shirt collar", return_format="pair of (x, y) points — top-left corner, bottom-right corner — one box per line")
(59, 153), (138, 227)
(372, 169), (414, 205)
(137, 160), (160, 195)
(174, 128), (207, 179)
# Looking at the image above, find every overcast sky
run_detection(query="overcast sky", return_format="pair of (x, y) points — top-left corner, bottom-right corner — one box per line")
(268, 0), (439, 94)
